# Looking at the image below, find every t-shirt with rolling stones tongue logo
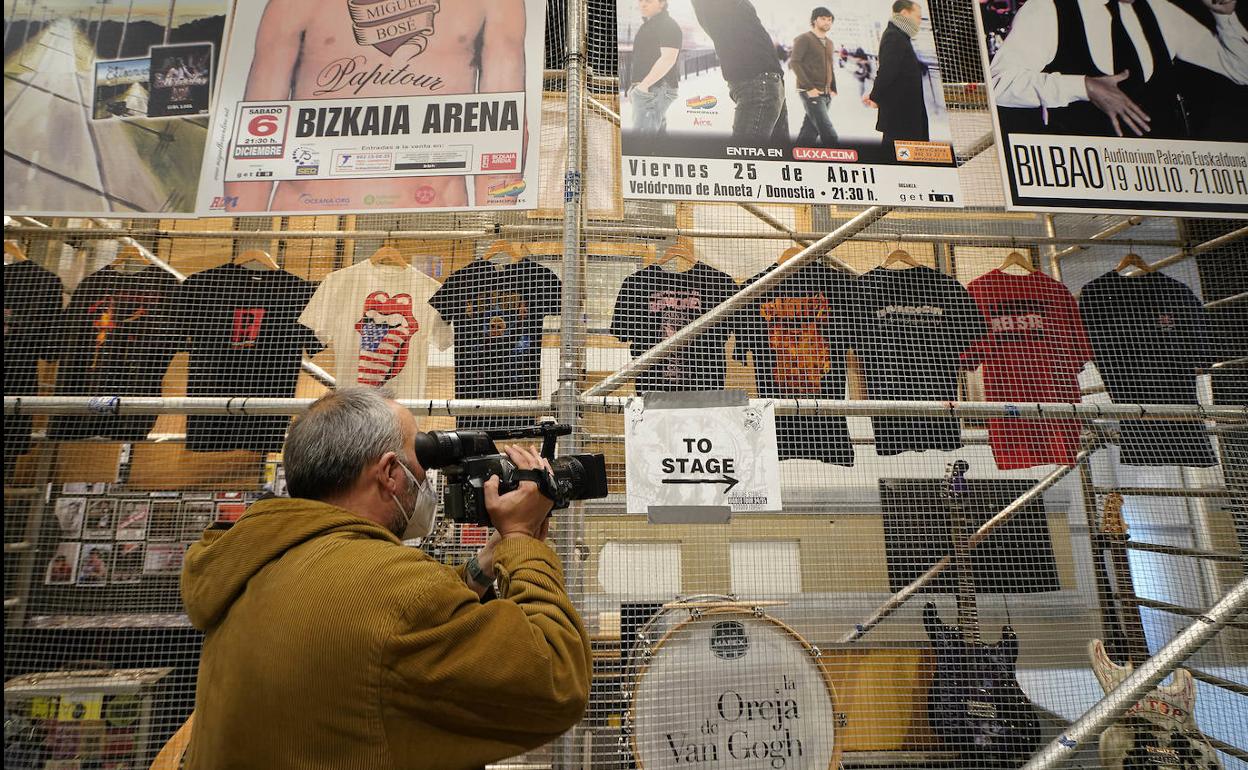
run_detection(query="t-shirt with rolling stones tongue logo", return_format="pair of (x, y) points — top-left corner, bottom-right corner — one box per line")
(1078, 271), (1217, 467)
(964, 269), (1093, 470)
(609, 262), (738, 394)
(299, 261), (449, 397)
(733, 262), (855, 465)
(429, 258), (561, 431)
(851, 265), (987, 455)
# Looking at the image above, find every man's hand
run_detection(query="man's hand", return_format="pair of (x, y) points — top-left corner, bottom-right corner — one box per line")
(1085, 70), (1151, 136)
(1203, 0), (1236, 14)
(863, 96), (878, 108)
(484, 445), (554, 540)
(633, 82), (651, 95)
(806, 88), (822, 97)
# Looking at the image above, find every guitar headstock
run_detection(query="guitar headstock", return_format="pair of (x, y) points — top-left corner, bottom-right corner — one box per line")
(1101, 492), (1127, 536)
(943, 459), (970, 500)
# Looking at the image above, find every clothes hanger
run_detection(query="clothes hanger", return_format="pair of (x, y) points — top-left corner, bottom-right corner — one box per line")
(655, 241), (696, 272)
(1114, 252), (1152, 276)
(482, 239), (523, 265)
(778, 245), (804, 265)
(111, 244), (149, 273)
(234, 248), (280, 271)
(882, 245), (917, 269)
(4, 240), (28, 264)
(369, 243), (409, 268)
(998, 249), (1035, 274)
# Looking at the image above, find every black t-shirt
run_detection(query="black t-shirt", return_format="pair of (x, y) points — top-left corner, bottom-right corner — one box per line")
(632, 9), (683, 89)
(610, 262), (738, 394)
(171, 265), (321, 452)
(4, 261), (64, 459)
(49, 266), (181, 441)
(852, 266), (987, 455)
(734, 262), (855, 465)
(691, 0), (784, 82)
(429, 258), (561, 431)
(1078, 271), (1217, 467)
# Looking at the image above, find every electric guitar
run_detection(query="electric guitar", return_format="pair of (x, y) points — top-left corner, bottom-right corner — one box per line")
(1088, 494), (1223, 770)
(924, 459), (1041, 767)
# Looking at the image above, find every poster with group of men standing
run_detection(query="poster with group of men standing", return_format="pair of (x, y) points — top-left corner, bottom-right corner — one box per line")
(4, 0), (1247, 218)
(618, 0), (964, 208)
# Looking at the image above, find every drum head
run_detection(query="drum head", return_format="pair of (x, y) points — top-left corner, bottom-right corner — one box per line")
(630, 608), (839, 770)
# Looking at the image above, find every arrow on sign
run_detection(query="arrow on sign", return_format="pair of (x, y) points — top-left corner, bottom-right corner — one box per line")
(661, 476), (739, 493)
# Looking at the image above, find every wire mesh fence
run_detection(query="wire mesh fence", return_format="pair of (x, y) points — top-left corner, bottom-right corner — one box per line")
(4, 0), (1247, 768)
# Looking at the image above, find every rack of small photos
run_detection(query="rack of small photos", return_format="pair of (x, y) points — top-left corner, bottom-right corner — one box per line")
(45, 486), (262, 591)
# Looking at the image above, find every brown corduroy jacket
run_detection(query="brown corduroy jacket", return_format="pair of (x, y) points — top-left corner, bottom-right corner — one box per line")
(180, 498), (591, 769)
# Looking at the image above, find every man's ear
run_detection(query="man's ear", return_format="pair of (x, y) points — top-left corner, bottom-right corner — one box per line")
(374, 451), (401, 493)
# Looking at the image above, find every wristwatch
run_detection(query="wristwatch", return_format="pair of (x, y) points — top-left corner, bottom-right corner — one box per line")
(465, 554), (495, 590)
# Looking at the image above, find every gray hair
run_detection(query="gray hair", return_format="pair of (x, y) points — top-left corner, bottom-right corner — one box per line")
(892, 0), (919, 12)
(284, 387), (405, 501)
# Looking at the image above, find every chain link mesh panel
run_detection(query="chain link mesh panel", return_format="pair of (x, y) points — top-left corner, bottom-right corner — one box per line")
(4, 0), (1246, 768)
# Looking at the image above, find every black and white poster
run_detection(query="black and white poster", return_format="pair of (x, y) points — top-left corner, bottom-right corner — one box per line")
(977, 0), (1248, 216)
(618, 0), (962, 207)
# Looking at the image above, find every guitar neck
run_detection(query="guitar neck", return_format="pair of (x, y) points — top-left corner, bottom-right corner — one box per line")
(951, 497), (981, 645)
(1107, 534), (1149, 664)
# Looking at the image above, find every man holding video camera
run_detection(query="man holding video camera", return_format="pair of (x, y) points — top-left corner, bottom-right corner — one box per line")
(181, 387), (592, 769)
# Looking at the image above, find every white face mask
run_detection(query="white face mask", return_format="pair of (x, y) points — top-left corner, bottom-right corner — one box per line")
(392, 461), (438, 541)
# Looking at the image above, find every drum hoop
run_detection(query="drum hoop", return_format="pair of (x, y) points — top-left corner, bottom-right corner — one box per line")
(627, 606), (841, 770)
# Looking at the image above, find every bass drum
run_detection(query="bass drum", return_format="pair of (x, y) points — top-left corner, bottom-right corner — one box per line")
(627, 601), (841, 770)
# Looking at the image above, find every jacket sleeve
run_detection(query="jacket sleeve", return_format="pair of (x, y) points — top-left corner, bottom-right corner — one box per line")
(869, 32), (900, 102)
(384, 536), (592, 746)
(791, 34), (816, 91)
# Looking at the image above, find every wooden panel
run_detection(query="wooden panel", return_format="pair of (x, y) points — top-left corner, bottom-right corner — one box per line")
(52, 444), (122, 483)
(159, 217), (235, 274)
(820, 646), (937, 751)
(128, 444), (264, 491)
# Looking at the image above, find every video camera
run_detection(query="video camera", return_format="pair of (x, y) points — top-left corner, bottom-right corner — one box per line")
(413, 422), (608, 525)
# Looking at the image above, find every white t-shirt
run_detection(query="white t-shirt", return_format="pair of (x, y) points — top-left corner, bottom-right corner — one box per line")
(300, 261), (450, 397)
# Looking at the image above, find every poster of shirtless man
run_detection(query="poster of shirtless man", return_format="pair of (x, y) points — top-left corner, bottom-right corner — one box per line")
(196, 0), (545, 215)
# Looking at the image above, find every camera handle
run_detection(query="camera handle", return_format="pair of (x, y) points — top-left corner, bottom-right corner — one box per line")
(509, 468), (561, 507)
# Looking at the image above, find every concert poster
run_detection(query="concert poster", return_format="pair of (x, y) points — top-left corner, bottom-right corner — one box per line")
(617, 0), (962, 207)
(976, 0), (1248, 217)
(196, 0), (547, 215)
(3, 0), (230, 216)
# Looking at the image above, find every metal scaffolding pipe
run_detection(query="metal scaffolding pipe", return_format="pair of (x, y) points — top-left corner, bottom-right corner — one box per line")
(1093, 486), (1231, 498)
(1133, 596), (1248, 630)
(1125, 225), (1248, 274)
(1044, 214), (1063, 281)
(1126, 540), (1246, 563)
(585, 94), (619, 123)
(1021, 578), (1248, 770)
(584, 204), (893, 396)
(1187, 667), (1248, 699)
(1050, 216), (1144, 262)
(2, 222), (1189, 248)
(839, 448), (1094, 643)
(578, 396), (1247, 421)
(1209, 356), (1248, 372)
(3, 396), (551, 417)
(1204, 290), (1247, 310)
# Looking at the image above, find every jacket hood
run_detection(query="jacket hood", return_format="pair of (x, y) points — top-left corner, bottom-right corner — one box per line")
(181, 498), (399, 630)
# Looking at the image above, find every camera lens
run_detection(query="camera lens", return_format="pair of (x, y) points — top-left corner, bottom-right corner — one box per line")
(550, 454), (609, 501)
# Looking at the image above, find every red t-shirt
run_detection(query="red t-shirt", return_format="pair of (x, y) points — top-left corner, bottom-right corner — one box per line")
(964, 270), (1093, 469)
